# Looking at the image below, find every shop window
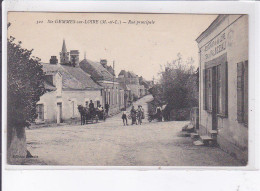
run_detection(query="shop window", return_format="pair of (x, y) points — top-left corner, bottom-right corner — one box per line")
(36, 104), (44, 121)
(216, 62), (228, 116)
(237, 61), (248, 126)
(203, 61), (228, 117)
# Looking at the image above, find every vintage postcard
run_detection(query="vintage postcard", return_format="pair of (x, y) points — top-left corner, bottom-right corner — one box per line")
(5, 11), (249, 167)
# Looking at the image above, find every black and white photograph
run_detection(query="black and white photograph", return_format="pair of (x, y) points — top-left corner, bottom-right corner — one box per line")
(5, 12), (249, 166)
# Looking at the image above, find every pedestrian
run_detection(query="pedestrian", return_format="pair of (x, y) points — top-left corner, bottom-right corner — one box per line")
(156, 106), (163, 122)
(97, 104), (103, 119)
(105, 102), (110, 116)
(89, 100), (95, 118)
(89, 100), (94, 110)
(130, 106), (137, 125)
(122, 110), (128, 126)
(137, 105), (144, 125)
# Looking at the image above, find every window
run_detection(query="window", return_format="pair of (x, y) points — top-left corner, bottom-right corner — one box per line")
(36, 104), (44, 121)
(204, 68), (212, 111)
(203, 61), (228, 116)
(216, 65), (222, 114)
(108, 92), (111, 105)
(237, 61), (248, 125)
(116, 88), (118, 104)
(45, 75), (54, 86)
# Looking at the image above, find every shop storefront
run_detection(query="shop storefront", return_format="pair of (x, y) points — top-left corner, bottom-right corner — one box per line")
(196, 15), (248, 163)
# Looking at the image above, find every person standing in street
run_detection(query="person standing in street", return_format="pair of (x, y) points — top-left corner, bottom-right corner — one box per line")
(105, 102), (110, 116)
(89, 100), (95, 118)
(130, 106), (137, 125)
(137, 105), (144, 125)
(97, 104), (103, 119)
(122, 110), (128, 126)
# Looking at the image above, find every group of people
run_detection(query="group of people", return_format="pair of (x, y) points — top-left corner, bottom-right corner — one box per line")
(78, 100), (110, 125)
(122, 105), (145, 126)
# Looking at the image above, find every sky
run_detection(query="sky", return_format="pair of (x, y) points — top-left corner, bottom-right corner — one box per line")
(8, 12), (217, 80)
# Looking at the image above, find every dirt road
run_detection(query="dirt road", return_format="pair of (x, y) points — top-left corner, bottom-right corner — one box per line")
(26, 95), (242, 166)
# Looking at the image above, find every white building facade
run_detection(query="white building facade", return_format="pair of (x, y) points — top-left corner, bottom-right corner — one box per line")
(196, 15), (248, 163)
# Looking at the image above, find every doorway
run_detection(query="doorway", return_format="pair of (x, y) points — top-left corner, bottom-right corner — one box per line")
(57, 102), (62, 124)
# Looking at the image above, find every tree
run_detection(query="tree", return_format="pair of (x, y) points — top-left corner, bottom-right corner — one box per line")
(151, 53), (199, 120)
(7, 31), (45, 161)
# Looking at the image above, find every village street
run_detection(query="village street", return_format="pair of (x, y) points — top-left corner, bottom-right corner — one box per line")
(26, 95), (242, 166)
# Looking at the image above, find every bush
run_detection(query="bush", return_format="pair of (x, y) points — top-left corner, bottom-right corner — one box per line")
(169, 108), (190, 121)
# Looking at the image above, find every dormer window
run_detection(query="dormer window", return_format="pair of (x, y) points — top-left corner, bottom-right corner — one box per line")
(45, 75), (54, 86)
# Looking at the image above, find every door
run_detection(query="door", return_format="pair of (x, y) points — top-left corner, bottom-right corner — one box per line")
(212, 67), (218, 130)
(57, 102), (62, 124)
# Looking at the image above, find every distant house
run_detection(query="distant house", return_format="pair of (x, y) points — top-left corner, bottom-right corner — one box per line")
(118, 70), (150, 99)
(118, 70), (141, 99)
(139, 76), (151, 96)
(196, 15), (248, 163)
(79, 58), (124, 115)
(35, 41), (102, 124)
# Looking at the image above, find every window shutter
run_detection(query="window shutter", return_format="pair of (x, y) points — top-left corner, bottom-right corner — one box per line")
(203, 69), (207, 110)
(243, 61), (248, 125)
(237, 62), (244, 123)
(221, 62), (228, 116)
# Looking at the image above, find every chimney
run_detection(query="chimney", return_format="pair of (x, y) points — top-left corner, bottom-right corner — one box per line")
(100, 59), (107, 68)
(70, 50), (80, 67)
(50, 56), (58, 64)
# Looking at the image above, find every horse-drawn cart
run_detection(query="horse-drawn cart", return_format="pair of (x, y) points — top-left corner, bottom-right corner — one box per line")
(78, 105), (106, 125)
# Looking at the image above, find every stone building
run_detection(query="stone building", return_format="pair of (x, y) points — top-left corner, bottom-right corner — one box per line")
(79, 58), (124, 115)
(196, 15), (248, 163)
(118, 70), (150, 99)
(139, 76), (151, 97)
(35, 42), (103, 124)
(117, 70), (141, 99)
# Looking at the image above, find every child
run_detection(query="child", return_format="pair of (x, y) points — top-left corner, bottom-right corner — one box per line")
(122, 110), (128, 126)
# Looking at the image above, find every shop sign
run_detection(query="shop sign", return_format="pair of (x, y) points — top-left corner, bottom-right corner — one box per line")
(204, 33), (226, 61)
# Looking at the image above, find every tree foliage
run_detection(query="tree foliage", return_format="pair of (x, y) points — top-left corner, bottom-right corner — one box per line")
(151, 53), (199, 112)
(7, 35), (46, 129)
